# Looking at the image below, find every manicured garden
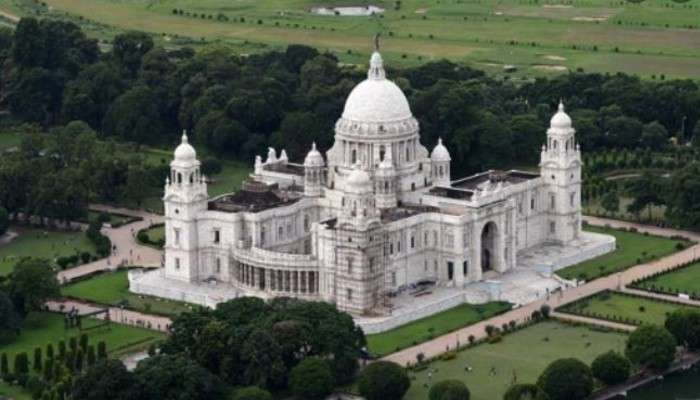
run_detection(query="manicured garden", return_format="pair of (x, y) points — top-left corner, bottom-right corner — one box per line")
(1, 312), (164, 360)
(556, 225), (689, 282)
(631, 261), (700, 299)
(62, 269), (192, 317)
(137, 224), (165, 249)
(366, 302), (512, 356)
(404, 321), (627, 400)
(0, 226), (97, 276)
(558, 291), (698, 326)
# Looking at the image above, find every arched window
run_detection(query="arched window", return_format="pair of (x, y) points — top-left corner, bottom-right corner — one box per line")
(177, 173), (182, 184)
(406, 147), (410, 161)
(189, 173), (194, 184)
(379, 146), (386, 162)
(411, 183), (416, 191)
(439, 166), (444, 175)
(303, 215), (310, 232)
(278, 226), (283, 240)
(261, 227), (266, 245)
(351, 149), (357, 164)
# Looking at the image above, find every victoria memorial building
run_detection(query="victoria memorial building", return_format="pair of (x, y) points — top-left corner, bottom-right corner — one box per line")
(130, 48), (615, 333)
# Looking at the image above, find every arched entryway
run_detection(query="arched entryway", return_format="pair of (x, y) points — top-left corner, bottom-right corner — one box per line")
(481, 222), (497, 272)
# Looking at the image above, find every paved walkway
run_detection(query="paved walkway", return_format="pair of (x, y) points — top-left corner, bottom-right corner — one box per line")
(622, 287), (700, 307)
(46, 299), (171, 333)
(57, 205), (163, 283)
(550, 311), (636, 332)
(384, 218), (700, 366)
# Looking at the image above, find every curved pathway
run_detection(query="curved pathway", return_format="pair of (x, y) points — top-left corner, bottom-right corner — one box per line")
(46, 299), (171, 332)
(57, 205), (163, 283)
(384, 218), (700, 366)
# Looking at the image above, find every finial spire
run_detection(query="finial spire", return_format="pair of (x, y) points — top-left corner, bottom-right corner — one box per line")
(558, 99), (565, 112)
(312, 142), (317, 151)
(182, 130), (189, 143)
(374, 33), (380, 52)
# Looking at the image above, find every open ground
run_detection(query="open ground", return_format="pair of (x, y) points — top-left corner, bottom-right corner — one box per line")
(404, 320), (627, 400)
(1, 0), (700, 78)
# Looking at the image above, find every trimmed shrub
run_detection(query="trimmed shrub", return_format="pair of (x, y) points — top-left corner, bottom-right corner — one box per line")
(429, 379), (470, 400)
(289, 358), (334, 400)
(358, 361), (410, 400)
(537, 358), (593, 400)
(591, 351), (631, 385)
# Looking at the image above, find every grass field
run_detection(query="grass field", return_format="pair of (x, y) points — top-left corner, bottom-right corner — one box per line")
(556, 225), (688, 282)
(632, 262), (700, 297)
(1, 0), (699, 79)
(366, 302), (512, 356)
(404, 321), (627, 400)
(559, 291), (698, 326)
(0, 311), (164, 400)
(0, 226), (97, 276)
(62, 269), (192, 317)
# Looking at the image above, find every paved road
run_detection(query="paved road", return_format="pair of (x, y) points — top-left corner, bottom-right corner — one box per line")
(384, 217), (700, 366)
(57, 205), (163, 282)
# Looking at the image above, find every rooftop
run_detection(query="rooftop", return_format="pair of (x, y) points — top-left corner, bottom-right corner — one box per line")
(381, 205), (438, 222)
(208, 180), (302, 213)
(263, 162), (306, 176)
(452, 170), (539, 190)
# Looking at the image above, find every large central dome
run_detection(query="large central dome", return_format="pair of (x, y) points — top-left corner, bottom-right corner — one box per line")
(341, 52), (413, 123)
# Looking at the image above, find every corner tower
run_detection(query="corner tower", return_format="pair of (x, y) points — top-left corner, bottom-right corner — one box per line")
(163, 132), (208, 282)
(540, 101), (582, 243)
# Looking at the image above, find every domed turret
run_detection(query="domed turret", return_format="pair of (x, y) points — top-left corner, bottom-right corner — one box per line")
(549, 101), (573, 132)
(346, 163), (372, 193)
(304, 142), (325, 197)
(431, 138), (451, 162)
(174, 132), (197, 164)
(431, 138), (451, 187)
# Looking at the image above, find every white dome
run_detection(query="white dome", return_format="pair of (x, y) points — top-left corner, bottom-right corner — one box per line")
(341, 52), (413, 123)
(174, 132), (196, 161)
(550, 101), (572, 130)
(431, 138), (451, 162)
(346, 164), (372, 189)
(304, 142), (325, 167)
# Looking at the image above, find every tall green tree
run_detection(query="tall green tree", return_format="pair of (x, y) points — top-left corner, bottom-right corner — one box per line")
(7, 258), (60, 316)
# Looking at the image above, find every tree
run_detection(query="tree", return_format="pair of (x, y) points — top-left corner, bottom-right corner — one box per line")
(0, 206), (8, 235)
(600, 191), (620, 216)
(289, 358), (334, 400)
(13, 352), (29, 375)
(429, 379), (470, 400)
(666, 163), (700, 229)
(231, 386), (273, 400)
(61, 63), (124, 128)
(70, 359), (139, 400)
(284, 45), (320, 73)
(503, 383), (548, 400)
(0, 290), (20, 340)
(7, 258), (60, 316)
(33, 347), (42, 372)
(640, 121), (668, 150)
(665, 309), (700, 350)
(626, 324), (676, 371)
(357, 361), (410, 400)
(134, 354), (222, 400)
(112, 31), (154, 76)
(103, 85), (164, 144)
(0, 353), (8, 377)
(591, 351), (631, 386)
(536, 358), (593, 400)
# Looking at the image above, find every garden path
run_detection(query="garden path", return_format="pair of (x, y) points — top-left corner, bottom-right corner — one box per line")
(622, 287), (700, 307)
(384, 218), (700, 366)
(550, 311), (636, 331)
(46, 299), (171, 333)
(57, 205), (163, 283)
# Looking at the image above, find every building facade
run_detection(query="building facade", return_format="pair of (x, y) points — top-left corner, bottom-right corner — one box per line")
(157, 50), (583, 315)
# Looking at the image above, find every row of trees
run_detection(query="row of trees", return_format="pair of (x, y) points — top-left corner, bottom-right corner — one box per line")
(2, 18), (700, 176)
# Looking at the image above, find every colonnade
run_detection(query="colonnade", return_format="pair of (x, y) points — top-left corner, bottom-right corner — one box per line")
(235, 262), (318, 294)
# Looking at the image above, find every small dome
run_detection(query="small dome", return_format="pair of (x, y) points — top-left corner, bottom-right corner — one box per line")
(341, 52), (413, 124)
(346, 163), (371, 189)
(550, 101), (572, 130)
(304, 142), (324, 167)
(174, 132), (196, 161)
(431, 138), (451, 162)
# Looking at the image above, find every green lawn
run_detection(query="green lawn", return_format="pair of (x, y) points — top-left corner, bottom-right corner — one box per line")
(556, 225), (689, 282)
(138, 224), (165, 249)
(6, 0), (698, 80)
(0, 226), (97, 276)
(0, 311), (164, 361)
(0, 131), (23, 150)
(0, 312), (164, 400)
(559, 291), (698, 326)
(366, 302), (512, 356)
(62, 269), (193, 317)
(632, 262), (700, 298)
(405, 321), (627, 400)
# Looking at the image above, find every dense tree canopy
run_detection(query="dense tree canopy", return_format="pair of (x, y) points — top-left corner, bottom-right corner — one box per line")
(70, 359), (140, 400)
(134, 354), (222, 400)
(626, 325), (677, 371)
(357, 361), (411, 400)
(5, 258), (60, 316)
(665, 309), (700, 350)
(591, 351), (631, 386)
(536, 358), (593, 400)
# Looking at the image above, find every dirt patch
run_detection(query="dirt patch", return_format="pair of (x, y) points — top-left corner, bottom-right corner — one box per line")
(533, 64), (568, 72)
(543, 4), (573, 8)
(415, 8), (428, 14)
(544, 55), (567, 61)
(572, 16), (609, 22)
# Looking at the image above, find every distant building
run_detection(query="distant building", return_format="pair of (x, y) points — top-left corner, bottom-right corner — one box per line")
(132, 48), (606, 321)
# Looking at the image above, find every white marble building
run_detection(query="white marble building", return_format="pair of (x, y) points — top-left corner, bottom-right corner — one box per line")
(131, 49), (614, 322)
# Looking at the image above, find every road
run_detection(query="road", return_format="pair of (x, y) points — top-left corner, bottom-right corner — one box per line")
(57, 205), (163, 282)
